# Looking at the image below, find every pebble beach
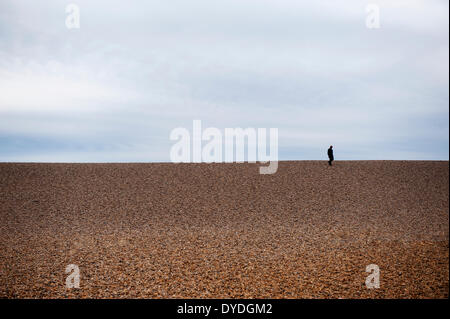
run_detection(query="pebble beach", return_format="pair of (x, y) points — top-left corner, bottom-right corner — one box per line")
(0, 161), (448, 298)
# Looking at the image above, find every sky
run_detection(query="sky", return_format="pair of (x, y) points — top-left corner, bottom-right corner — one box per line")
(0, 0), (448, 162)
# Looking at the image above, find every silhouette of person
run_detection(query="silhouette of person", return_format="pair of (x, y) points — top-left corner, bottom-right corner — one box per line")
(327, 145), (334, 166)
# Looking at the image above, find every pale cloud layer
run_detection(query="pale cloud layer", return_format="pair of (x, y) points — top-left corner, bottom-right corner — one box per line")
(0, 0), (448, 161)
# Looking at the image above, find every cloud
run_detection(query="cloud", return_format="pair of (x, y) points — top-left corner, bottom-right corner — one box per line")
(0, 0), (448, 161)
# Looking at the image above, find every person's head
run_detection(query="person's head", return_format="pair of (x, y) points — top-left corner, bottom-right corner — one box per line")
(330, 145), (333, 149)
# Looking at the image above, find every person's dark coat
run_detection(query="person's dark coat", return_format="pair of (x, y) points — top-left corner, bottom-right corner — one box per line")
(327, 148), (334, 160)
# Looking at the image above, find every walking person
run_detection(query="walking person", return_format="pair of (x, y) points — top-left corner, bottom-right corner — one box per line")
(327, 145), (334, 166)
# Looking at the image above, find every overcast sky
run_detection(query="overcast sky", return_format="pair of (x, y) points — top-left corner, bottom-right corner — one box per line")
(0, 0), (448, 162)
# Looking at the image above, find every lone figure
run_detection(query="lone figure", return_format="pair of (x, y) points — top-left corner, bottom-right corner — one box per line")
(327, 145), (334, 166)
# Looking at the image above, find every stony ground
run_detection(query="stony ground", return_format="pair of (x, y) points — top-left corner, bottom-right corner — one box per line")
(0, 161), (448, 298)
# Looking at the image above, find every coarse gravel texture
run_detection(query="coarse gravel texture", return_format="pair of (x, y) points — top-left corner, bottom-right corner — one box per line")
(0, 161), (448, 299)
